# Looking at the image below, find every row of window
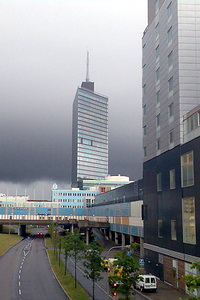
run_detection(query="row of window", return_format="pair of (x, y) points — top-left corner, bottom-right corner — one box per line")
(52, 193), (96, 197)
(78, 100), (107, 113)
(78, 132), (108, 143)
(78, 124), (108, 135)
(158, 197), (196, 245)
(54, 199), (84, 203)
(78, 91), (108, 106)
(78, 151), (107, 161)
(61, 205), (83, 208)
(157, 151), (194, 192)
(78, 115), (108, 127)
(79, 120), (108, 132)
(78, 145), (108, 156)
(78, 109), (108, 122)
(78, 112), (107, 125)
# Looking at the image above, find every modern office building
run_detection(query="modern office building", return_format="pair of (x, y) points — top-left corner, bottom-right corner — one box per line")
(142, 0), (200, 295)
(71, 62), (108, 187)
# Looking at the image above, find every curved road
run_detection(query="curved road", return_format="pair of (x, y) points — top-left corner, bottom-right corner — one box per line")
(0, 237), (69, 300)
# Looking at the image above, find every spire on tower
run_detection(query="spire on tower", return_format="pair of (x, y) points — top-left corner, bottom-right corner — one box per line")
(86, 51), (90, 82)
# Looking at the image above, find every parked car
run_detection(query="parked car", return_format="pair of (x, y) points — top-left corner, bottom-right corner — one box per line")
(135, 275), (157, 292)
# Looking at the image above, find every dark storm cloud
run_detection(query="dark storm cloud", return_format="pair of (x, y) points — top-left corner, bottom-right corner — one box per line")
(0, 0), (147, 197)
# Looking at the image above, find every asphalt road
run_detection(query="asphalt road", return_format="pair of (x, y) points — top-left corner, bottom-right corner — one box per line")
(65, 254), (149, 300)
(0, 237), (69, 300)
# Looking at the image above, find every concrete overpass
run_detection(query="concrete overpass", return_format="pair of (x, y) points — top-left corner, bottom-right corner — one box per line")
(0, 214), (110, 236)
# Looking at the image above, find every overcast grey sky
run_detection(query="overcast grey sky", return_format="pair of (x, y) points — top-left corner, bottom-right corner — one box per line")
(0, 0), (147, 199)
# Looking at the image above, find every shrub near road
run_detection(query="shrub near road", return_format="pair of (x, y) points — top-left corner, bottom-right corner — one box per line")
(0, 234), (22, 256)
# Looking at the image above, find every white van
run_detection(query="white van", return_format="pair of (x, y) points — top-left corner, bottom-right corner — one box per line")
(135, 275), (157, 292)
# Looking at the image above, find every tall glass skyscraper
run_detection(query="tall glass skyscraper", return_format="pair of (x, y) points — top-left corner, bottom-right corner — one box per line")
(72, 80), (108, 187)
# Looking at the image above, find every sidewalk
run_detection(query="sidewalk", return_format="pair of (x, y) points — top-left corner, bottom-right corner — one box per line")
(135, 279), (188, 300)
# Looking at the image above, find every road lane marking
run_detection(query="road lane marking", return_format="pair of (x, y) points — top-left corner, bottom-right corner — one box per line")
(19, 289), (21, 295)
(19, 270), (21, 273)
(69, 258), (115, 299)
(19, 281), (20, 286)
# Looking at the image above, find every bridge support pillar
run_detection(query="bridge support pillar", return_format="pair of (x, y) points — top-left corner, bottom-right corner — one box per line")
(71, 224), (74, 234)
(122, 233), (125, 247)
(86, 229), (89, 245)
(140, 237), (144, 258)
(114, 232), (119, 245)
(0, 224), (3, 233)
(109, 230), (112, 240)
(19, 225), (26, 236)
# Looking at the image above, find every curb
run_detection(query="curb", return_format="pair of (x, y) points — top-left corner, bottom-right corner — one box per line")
(46, 249), (73, 300)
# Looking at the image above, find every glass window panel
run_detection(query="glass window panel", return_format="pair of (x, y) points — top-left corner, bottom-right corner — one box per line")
(171, 220), (177, 240)
(157, 173), (162, 191)
(170, 169), (176, 189)
(182, 197), (196, 244)
(181, 151), (194, 187)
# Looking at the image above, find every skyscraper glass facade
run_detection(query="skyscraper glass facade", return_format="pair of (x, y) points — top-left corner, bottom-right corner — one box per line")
(72, 82), (108, 187)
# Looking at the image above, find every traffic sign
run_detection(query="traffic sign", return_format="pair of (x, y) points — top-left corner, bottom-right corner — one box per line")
(139, 259), (144, 266)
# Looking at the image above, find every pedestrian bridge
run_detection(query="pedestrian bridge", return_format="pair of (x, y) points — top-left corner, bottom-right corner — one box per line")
(0, 214), (110, 228)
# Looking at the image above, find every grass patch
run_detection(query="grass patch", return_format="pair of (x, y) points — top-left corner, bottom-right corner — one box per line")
(0, 233), (22, 256)
(46, 238), (91, 300)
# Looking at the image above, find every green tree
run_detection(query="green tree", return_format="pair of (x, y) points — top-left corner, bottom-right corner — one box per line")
(83, 239), (103, 300)
(69, 229), (85, 288)
(183, 261), (200, 300)
(62, 232), (72, 275)
(48, 222), (59, 256)
(109, 250), (140, 300)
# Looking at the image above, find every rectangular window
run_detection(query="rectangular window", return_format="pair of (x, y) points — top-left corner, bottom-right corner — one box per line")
(157, 173), (162, 191)
(157, 138), (160, 151)
(169, 103), (173, 118)
(167, 2), (172, 19)
(158, 219), (163, 238)
(156, 90), (160, 105)
(156, 67), (160, 82)
(155, 23), (159, 38)
(156, 114), (160, 127)
(155, 0), (159, 12)
(155, 45), (159, 59)
(169, 130), (174, 143)
(168, 77), (173, 92)
(168, 51), (173, 67)
(170, 169), (176, 189)
(181, 151), (194, 187)
(144, 147), (147, 157)
(182, 197), (196, 244)
(186, 113), (199, 133)
(171, 220), (177, 241)
(168, 26), (172, 43)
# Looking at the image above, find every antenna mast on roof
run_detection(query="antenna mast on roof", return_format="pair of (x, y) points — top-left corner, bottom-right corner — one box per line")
(86, 51), (90, 82)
